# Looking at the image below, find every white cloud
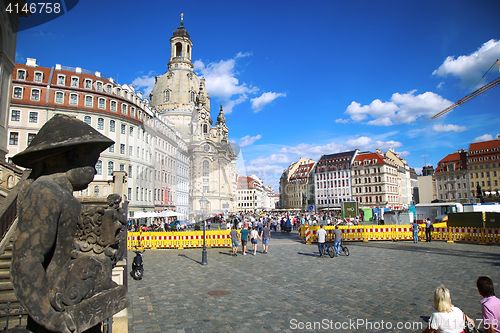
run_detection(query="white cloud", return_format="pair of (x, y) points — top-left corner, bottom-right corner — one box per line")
(472, 134), (494, 143)
(395, 150), (410, 157)
(239, 134), (262, 147)
(132, 73), (156, 97)
(335, 118), (350, 124)
(433, 39), (500, 87)
(249, 153), (293, 166)
(344, 90), (452, 126)
(194, 54), (258, 107)
(250, 92), (286, 112)
(431, 124), (467, 133)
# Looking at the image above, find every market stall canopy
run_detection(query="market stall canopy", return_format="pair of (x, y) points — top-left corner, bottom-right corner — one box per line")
(129, 211), (186, 219)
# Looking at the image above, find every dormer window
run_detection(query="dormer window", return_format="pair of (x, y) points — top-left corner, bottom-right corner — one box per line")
(17, 70), (26, 80)
(57, 75), (65, 85)
(34, 72), (43, 82)
(71, 77), (79, 87)
(85, 79), (92, 89)
(116, 88), (121, 97)
(96, 81), (102, 91)
(106, 84), (112, 93)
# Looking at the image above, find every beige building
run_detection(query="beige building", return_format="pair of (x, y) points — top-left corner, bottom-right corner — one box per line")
(149, 16), (237, 216)
(435, 149), (469, 202)
(286, 158), (316, 210)
(467, 136), (500, 200)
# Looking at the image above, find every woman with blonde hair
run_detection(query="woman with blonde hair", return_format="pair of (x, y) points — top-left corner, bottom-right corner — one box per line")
(422, 285), (467, 333)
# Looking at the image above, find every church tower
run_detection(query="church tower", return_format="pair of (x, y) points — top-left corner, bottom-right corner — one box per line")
(150, 14), (238, 216)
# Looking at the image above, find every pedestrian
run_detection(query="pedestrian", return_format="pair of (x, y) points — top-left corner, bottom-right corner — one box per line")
(260, 222), (271, 253)
(207, 220), (211, 230)
(316, 224), (327, 257)
(333, 225), (342, 256)
(412, 220), (420, 243)
(250, 226), (259, 255)
(425, 218), (432, 242)
(421, 285), (468, 333)
(229, 226), (240, 256)
(240, 225), (249, 255)
(477, 276), (500, 333)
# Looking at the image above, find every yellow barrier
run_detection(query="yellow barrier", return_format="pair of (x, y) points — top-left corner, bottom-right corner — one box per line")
(127, 230), (233, 250)
(299, 225), (500, 244)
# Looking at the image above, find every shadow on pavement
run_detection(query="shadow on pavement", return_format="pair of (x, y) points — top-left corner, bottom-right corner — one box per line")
(178, 253), (202, 265)
(297, 252), (318, 257)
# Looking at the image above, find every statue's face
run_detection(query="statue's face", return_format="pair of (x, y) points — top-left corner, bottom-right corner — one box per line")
(66, 147), (101, 191)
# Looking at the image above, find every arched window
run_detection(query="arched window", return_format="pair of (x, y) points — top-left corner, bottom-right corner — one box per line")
(175, 42), (182, 57)
(84, 116), (91, 125)
(190, 91), (195, 102)
(203, 160), (209, 177)
(97, 118), (104, 130)
(108, 161), (114, 176)
(165, 90), (170, 102)
(203, 124), (208, 133)
(94, 186), (100, 196)
(95, 160), (102, 175)
(109, 120), (115, 132)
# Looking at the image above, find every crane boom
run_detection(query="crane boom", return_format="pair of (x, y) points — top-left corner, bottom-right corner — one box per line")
(432, 59), (500, 119)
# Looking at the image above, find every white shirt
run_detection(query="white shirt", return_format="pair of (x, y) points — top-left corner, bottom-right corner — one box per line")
(317, 228), (327, 243)
(428, 306), (465, 333)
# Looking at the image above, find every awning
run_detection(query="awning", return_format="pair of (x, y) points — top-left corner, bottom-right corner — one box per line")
(129, 210), (186, 219)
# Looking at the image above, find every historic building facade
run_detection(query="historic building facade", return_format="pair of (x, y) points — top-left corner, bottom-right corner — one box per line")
(314, 150), (359, 213)
(7, 59), (158, 216)
(434, 149), (469, 202)
(149, 16), (237, 215)
(467, 136), (500, 200)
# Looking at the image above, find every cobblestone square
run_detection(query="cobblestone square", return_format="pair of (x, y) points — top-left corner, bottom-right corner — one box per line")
(127, 231), (500, 332)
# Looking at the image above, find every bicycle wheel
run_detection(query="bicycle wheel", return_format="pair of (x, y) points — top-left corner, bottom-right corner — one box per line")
(328, 246), (335, 258)
(342, 246), (349, 256)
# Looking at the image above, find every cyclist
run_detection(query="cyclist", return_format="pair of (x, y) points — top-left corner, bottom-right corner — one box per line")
(333, 225), (342, 256)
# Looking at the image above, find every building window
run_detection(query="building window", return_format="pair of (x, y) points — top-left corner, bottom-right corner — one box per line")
(165, 90), (170, 102)
(85, 79), (92, 89)
(97, 117), (104, 130)
(11, 110), (20, 122)
(13, 87), (23, 99)
(55, 91), (64, 103)
(108, 161), (114, 176)
(29, 112), (38, 123)
(84, 116), (91, 125)
(85, 96), (93, 107)
(34, 72), (43, 82)
(96, 160), (102, 175)
(121, 124), (126, 134)
(120, 144), (125, 154)
(116, 88), (121, 97)
(70, 93), (78, 105)
(96, 82), (102, 91)
(130, 107), (135, 118)
(109, 120), (115, 132)
(190, 91), (195, 102)
(110, 101), (117, 112)
(57, 75), (65, 85)
(31, 89), (40, 101)
(108, 144), (114, 153)
(128, 165), (132, 178)
(129, 146), (133, 156)
(9, 132), (19, 145)
(17, 70), (26, 80)
(71, 77), (79, 87)
(98, 98), (105, 109)
(106, 85), (112, 93)
(94, 186), (99, 196)
(27, 133), (36, 146)
(129, 127), (133, 136)
(119, 164), (125, 171)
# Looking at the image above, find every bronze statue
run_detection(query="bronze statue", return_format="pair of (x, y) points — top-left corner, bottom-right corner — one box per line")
(10, 114), (129, 333)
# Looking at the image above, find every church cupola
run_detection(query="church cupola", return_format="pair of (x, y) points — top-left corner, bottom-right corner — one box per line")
(169, 13), (194, 71)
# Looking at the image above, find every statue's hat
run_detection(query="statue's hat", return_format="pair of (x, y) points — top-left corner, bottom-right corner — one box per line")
(12, 114), (114, 168)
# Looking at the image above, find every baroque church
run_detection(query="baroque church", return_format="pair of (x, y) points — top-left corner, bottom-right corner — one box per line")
(150, 15), (238, 215)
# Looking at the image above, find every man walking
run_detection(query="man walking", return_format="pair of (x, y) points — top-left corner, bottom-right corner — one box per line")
(240, 225), (249, 255)
(425, 218), (432, 242)
(317, 224), (327, 257)
(333, 225), (342, 256)
(230, 226), (240, 256)
(260, 223), (271, 253)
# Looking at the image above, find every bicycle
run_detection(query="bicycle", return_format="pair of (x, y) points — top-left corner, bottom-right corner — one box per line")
(322, 242), (336, 258)
(324, 240), (350, 257)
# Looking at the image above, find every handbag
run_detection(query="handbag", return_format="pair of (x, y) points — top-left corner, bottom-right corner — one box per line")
(463, 313), (480, 333)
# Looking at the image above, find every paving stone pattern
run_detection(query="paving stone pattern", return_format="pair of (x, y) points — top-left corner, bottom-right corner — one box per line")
(127, 231), (500, 332)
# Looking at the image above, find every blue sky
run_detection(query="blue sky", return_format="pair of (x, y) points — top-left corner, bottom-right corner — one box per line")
(15, 0), (500, 192)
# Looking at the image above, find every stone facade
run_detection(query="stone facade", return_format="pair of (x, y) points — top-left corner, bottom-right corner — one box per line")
(150, 16), (237, 216)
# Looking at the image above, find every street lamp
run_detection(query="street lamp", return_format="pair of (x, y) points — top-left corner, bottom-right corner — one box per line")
(200, 196), (209, 265)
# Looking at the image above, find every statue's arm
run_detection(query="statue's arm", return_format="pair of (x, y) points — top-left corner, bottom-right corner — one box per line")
(11, 184), (75, 332)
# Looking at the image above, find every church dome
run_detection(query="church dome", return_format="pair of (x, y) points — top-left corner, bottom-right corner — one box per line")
(173, 24), (190, 38)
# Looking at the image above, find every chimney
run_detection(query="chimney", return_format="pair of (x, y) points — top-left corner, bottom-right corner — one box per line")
(26, 58), (37, 67)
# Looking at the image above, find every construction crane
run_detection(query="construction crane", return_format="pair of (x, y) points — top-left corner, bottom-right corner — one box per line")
(432, 59), (500, 119)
